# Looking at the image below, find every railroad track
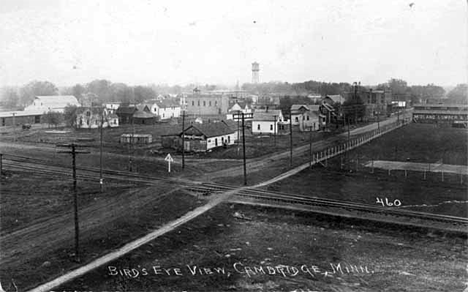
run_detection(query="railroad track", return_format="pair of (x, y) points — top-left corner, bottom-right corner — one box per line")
(2, 154), (182, 186)
(185, 183), (468, 233)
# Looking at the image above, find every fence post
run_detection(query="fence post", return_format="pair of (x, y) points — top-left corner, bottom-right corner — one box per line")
(404, 169), (407, 178)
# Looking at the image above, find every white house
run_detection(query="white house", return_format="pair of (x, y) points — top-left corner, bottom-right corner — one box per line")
(104, 102), (121, 115)
(291, 104), (321, 131)
(181, 121), (237, 152)
(146, 99), (181, 120)
(252, 109), (284, 134)
(24, 95), (80, 113)
(75, 107), (119, 129)
(226, 102), (253, 121)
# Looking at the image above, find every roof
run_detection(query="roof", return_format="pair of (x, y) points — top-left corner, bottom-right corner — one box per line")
(116, 106), (137, 114)
(133, 111), (156, 119)
(253, 109), (282, 121)
(0, 110), (43, 118)
(291, 104), (310, 113)
(34, 95), (80, 107)
(325, 95), (345, 104)
(229, 102), (250, 112)
(156, 99), (180, 108)
(184, 122), (235, 138)
(136, 104), (150, 112)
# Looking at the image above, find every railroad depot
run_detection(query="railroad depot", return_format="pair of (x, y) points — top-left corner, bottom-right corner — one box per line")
(161, 120), (237, 152)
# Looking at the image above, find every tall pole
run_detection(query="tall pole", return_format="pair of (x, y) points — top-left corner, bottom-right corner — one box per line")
(242, 112), (247, 186)
(289, 111), (293, 166)
(377, 113), (380, 131)
(309, 126), (312, 169)
(71, 144), (80, 261)
(273, 115), (277, 148)
(100, 111), (104, 192)
(12, 113), (16, 142)
(182, 110), (185, 169)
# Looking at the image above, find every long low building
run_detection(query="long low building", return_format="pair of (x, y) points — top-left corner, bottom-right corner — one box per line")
(0, 110), (42, 127)
(412, 104), (468, 125)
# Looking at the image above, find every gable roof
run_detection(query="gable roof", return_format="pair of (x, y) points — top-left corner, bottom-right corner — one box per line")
(34, 95), (80, 107)
(253, 109), (282, 121)
(116, 105), (137, 114)
(184, 122), (235, 138)
(291, 104), (310, 113)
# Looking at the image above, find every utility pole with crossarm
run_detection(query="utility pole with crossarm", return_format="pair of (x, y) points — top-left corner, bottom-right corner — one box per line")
(56, 143), (90, 262)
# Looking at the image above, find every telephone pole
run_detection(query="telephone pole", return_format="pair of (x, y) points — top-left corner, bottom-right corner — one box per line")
(100, 111), (104, 192)
(309, 126), (312, 169)
(57, 143), (90, 262)
(273, 115), (277, 148)
(242, 112), (247, 185)
(182, 111), (185, 169)
(289, 111), (293, 166)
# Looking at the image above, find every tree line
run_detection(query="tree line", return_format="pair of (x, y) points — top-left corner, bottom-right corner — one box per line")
(1, 78), (465, 111)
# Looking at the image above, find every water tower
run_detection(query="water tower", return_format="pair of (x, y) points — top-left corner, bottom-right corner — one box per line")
(252, 62), (260, 84)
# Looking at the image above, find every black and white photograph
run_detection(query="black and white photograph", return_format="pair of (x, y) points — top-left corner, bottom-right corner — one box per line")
(0, 0), (467, 291)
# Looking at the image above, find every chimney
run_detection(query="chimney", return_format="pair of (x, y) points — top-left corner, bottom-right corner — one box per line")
(266, 106), (269, 113)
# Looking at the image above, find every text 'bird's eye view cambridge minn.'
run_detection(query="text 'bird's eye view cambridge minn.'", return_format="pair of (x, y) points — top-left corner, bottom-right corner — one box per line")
(0, 1), (467, 291)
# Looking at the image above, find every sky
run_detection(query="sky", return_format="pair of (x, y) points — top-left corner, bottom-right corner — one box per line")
(0, 0), (466, 87)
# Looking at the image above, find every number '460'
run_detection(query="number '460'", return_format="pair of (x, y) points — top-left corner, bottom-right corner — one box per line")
(376, 197), (401, 207)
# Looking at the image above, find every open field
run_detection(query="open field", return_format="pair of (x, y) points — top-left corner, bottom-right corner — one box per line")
(263, 123), (468, 218)
(56, 204), (468, 292)
(0, 174), (203, 291)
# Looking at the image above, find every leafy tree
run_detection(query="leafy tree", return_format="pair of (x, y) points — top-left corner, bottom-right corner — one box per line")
(63, 105), (79, 127)
(134, 86), (156, 103)
(71, 84), (86, 100)
(1, 87), (20, 109)
(87, 79), (112, 103)
(447, 84), (467, 104)
(41, 111), (64, 128)
(19, 80), (58, 108)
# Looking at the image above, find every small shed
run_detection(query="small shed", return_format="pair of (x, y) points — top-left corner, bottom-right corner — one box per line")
(120, 134), (152, 144)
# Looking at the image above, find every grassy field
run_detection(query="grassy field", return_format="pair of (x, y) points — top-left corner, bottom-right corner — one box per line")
(264, 123), (468, 217)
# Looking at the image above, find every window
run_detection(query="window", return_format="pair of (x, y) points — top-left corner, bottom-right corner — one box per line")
(198, 100), (200, 106)
(209, 101), (212, 106)
(270, 124), (273, 131)
(307, 116), (310, 121)
(215, 101), (218, 106)
(257, 124), (261, 130)
(215, 138), (218, 146)
(295, 117), (298, 122)
(192, 101), (195, 106)
(203, 101), (206, 106)
(228, 136), (230, 143)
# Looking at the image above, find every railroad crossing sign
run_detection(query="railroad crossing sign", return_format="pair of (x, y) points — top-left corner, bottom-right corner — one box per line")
(165, 154), (174, 172)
